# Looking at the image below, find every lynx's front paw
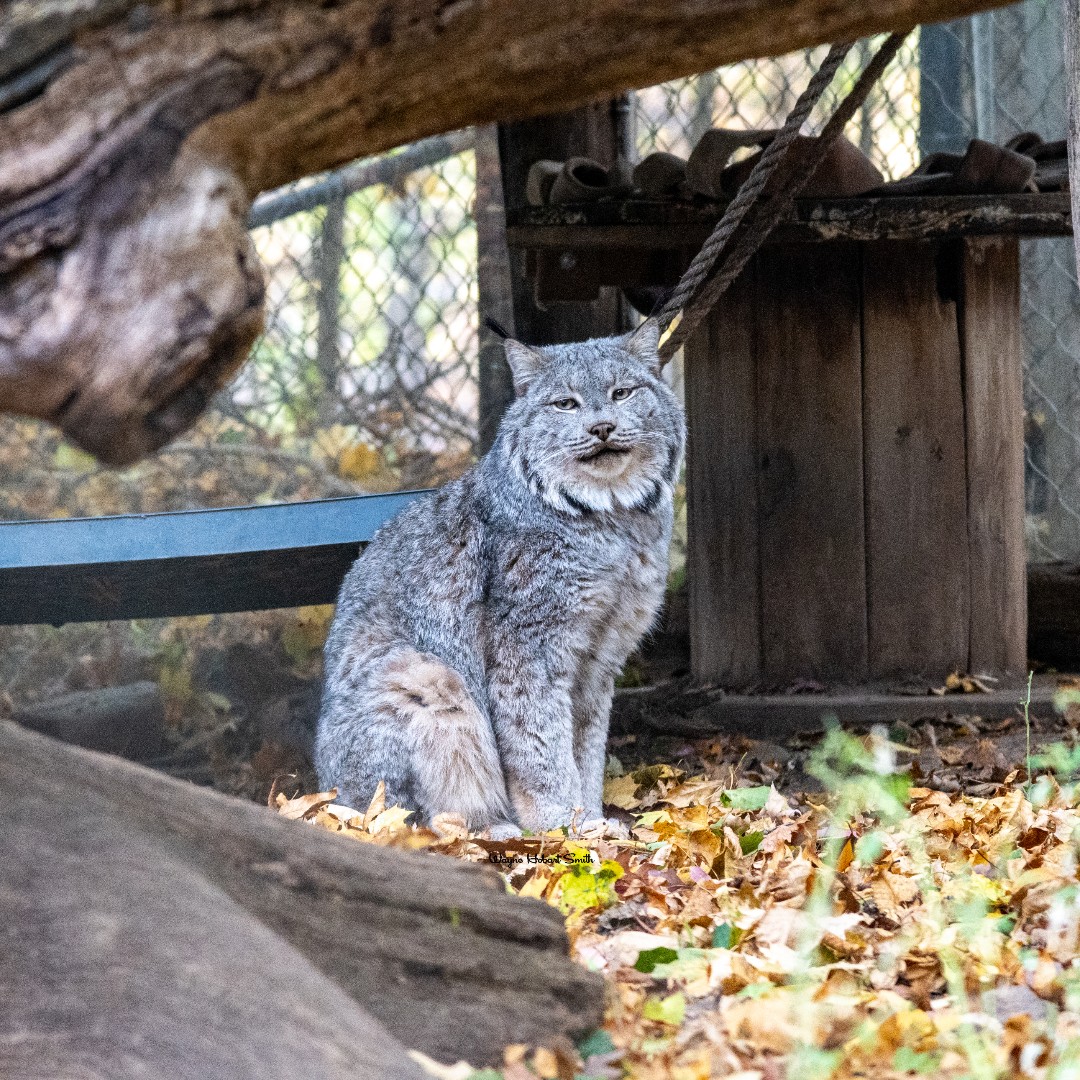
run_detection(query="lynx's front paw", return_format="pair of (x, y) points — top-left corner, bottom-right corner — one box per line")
(577, 816), (630, 839)
(487, 821), (523, 841)
(515, 804), (580, 834)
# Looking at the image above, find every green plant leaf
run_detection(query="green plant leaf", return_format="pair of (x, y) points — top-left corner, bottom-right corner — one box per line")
(634, 946), (679, 973)
(740, 830), (764, 854)
(892, 1046), (940, 1074)
(786, 1045), (841, 1080)
(722, 785), (771, 811)
(642, 993), (685, 1026)
(711, 922), (742, 949)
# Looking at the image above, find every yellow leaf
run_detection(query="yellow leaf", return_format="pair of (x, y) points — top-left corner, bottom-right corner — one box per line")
(276, 789), (338, 821)
(836, 836), (855, 873)
(363, 780), (387, 827)
(604, 774), (642, 810)
(532, 1047), (560, 1079)
(642, 992), (685, 1026)
(517, 866), (558, 899)
(338, 442), (383, 481)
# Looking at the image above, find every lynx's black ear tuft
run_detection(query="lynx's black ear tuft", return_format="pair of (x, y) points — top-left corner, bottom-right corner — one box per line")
(484, 317), (512, 339)
(503, 339), (548, 395)
(624, 317), (662, 376)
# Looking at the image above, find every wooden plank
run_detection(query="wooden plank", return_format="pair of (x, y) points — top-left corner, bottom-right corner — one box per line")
(505, 192), (1073, 247)
(863, 240), (970, 678)
(755, 243), (867, 682)
(684, 263), (761, 686)
(504, 194), (1073, 307)
(0, 491), (424, 625)
(961, 237), (1027, 675)
(617, 682), (1055, 740)
(796, 192), (1070, 241)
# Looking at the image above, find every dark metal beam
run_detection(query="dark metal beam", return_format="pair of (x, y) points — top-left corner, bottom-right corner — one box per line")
(0, 491), (425, 625)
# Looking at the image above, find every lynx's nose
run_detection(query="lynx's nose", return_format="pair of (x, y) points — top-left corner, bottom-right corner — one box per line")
(590, 422), (616, 441)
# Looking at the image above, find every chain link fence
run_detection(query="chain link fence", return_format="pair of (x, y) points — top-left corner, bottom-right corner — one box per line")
(241, 131), (479, 495)
(631, 37), (922, 180)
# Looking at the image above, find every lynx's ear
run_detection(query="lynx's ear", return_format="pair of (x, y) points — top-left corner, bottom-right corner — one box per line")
(624, 318), (662, 375)
(503, 339), (548, 395)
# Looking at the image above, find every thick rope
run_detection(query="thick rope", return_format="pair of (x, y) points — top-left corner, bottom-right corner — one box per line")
(656, 42), (853, 329)
(657, 30), (910, 364)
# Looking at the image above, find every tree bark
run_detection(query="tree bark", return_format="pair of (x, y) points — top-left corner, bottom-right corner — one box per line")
(0, 720), (604, 1070)
(1, 0), (1013, 463)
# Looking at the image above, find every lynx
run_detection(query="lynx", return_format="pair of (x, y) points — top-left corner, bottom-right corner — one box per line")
(314, 318), (685, 836)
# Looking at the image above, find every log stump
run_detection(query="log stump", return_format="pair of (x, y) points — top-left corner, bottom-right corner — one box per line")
(0, 721), (603, 1073)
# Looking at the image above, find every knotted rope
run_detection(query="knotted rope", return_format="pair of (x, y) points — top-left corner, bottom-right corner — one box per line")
(657, 30), (911, 365)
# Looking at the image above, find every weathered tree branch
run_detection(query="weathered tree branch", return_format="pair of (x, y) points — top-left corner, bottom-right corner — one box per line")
(0, 0), (1013, 462)
(0, 720), (604, 1069)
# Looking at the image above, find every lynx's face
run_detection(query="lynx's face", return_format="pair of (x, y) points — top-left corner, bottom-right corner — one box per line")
(499, 320), (685, 514)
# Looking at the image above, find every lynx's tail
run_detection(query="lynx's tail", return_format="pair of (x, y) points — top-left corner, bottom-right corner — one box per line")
(383, 650), (512, 831)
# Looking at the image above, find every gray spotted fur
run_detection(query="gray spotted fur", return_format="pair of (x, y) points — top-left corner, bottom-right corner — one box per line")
(314, 319), (685, 834)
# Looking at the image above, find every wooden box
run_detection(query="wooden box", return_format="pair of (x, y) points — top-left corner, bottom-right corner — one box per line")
(685, 237), (1026, 687)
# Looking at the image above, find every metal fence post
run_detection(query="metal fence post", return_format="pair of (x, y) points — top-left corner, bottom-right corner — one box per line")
(918, 21), (972, 156)
(315, 192), (346, 428)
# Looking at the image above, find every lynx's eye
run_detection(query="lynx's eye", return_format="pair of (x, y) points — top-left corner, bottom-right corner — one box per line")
(551, 397), (579, 411)
(611, 386), (636, 402)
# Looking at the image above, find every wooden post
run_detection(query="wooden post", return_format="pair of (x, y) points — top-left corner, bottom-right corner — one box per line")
(475, 125), (517, 454)
(862, 240), (970, 678)
(685, 265), (761, 686)
(497, 103), (627, 348)
(1064, 0), (1080, 280)
(755, 243), (867, 683)
(315, 192), (346, 429)
(961, 237), (1026, 674)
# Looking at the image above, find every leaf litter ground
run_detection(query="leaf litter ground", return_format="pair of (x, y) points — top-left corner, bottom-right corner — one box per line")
(276, 690), (1080, 1080)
